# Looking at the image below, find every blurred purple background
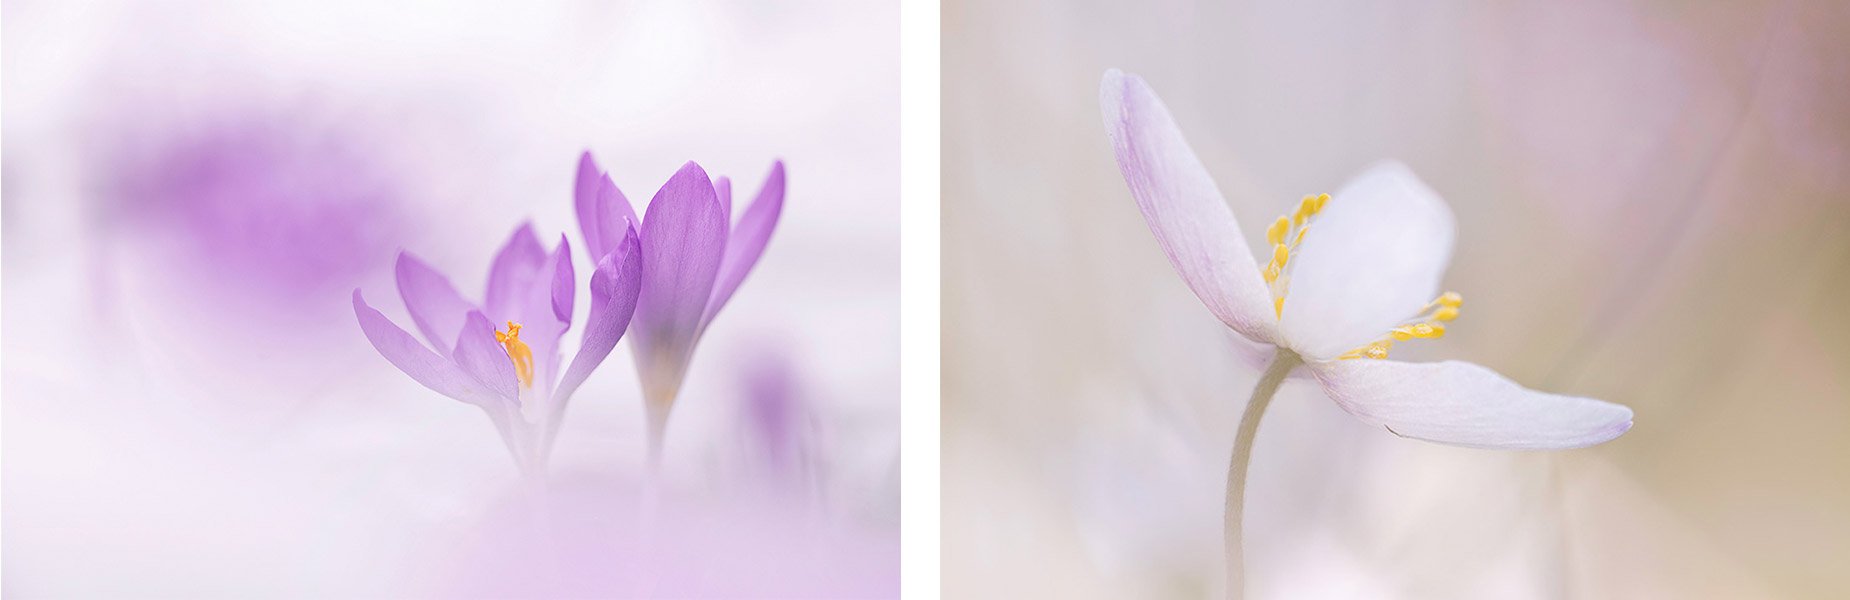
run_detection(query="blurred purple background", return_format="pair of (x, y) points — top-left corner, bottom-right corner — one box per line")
(3, 0), (897, 596)
(944, 0), (1850, 597)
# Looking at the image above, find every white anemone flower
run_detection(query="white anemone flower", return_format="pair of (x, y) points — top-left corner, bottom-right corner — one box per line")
(1099, 68), (1632, 598)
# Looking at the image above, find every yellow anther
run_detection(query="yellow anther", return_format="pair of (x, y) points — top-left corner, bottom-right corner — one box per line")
(1364, 344), (1389, 359)
(1438, 291), (1463, 308)
(1407, 322), (1445, 339)
(1389, 326), (1415, 341)
(1433, 306), (1459, 321)
(495, 321), (535, 389)
(1266, 192), (1328, 321)
(1266, 217), (1290, 246)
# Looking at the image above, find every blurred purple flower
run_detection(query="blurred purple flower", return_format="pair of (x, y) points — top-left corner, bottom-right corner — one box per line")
(353, 221), (642, 476)
(574, 152), (787, 460)
(108, 115), (407, 306)
(736, 347), (820, 490)
(1101, 69), (1632, 449)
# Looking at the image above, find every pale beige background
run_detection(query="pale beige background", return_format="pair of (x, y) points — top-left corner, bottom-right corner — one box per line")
(944, 0), (1850, 597)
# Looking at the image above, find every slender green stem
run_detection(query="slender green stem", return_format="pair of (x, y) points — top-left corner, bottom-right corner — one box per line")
(1225, 349), (1300, 599)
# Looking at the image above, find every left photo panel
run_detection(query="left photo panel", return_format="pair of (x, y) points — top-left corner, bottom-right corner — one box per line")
(1, 1), (900, 597)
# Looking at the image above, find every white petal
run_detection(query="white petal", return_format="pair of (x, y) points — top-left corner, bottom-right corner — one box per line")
(1310, 359), (1633, 450)
(1101, 69), (1278, 344)
(1279, 161), (1454, 359)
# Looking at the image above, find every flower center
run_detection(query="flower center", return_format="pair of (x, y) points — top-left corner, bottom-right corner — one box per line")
(493, 321), (535, 388)
(1337, 292), (1463, 360)
(1263, 193), (1328, 318)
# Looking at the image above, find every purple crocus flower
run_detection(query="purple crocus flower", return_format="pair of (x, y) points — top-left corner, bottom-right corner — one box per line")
(353, 221), (642, 477)
(574, 152), (786, 461)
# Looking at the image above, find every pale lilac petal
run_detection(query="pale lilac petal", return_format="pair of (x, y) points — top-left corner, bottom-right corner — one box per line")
(395, 252), (476, 357)
(596, 175), (639, 257)
(452, 310), (521, 403)
(517, 237), (573, 400)
(574, 152), (638, 262)
(556, 226), (643, 404)
(1309, 359), (1633, 450)
(574, 151), (609, 258)
(633, 161), (728, 401)
(353, 289), (500, 407)
(485, 222), (547, 322)
(551, 234), (575, 325)
(716, 175), (733, 227)
(1279, 162), (1455, 359)
(704, 161), (785, 324)
(1100, 69), (1277, 344)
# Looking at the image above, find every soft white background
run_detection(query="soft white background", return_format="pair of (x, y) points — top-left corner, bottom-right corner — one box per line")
(2, 0), (899, 595)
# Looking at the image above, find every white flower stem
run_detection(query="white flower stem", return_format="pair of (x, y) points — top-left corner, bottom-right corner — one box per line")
(1225, 348), (1300, 600)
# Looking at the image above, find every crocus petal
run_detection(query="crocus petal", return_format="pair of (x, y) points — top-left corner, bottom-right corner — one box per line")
(1100, 69), (1277, 344)
(551, 234), (575, 325)
(574, 152), (639, 262)
(574, 151), (610, 258)
(555, 225), (643, 404)
(485, 222), (547, 323)
(704, 160), (785, 325)
(517, 237), (573, 401)
(451, 310), (521, 405)
(1310, 359), (1633, 450)
(395, 252), (476, 357)
(715, 175), (733, 227)
(597, 175), (639, 256)
(633, 161), (728, 402)
(353, 289), (501, 407)
(1278, 162), (1455, 360)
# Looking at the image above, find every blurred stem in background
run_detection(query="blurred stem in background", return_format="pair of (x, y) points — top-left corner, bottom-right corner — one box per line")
(1224, 349), (1301, 600)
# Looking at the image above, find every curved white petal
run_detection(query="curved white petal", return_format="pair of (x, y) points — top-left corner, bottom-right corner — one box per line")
(1279, 162), (1454, 359)
(1310, 359), (1633, 450)
(1101, 69), (1277, 344)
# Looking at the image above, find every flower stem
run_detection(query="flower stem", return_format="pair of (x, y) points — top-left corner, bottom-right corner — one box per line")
(644, 400), (669, 475)
(1225, 348), (1299, 599)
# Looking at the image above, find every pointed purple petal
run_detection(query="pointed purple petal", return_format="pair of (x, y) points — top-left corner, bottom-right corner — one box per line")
(573, 152), (639, 264)
(518, 237), (573, 400)
(395, 252), (476, 357)
(574, 151), (608, 258)
(596, 174), (638, 257)
(354, 289), (499, 407)
(551, 234), (575, 324)
(452, 310), (521, 403)
(486, 222), (547, 322)
(704, 160), (785, 324)
(633, 161), (728, 402)
(715, 175), (733, 226)
(556, 225), (642, 405)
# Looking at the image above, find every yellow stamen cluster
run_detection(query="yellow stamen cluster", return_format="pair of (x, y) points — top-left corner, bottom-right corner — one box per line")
(1338, 292), (1463, 360)
(1265, 193), (1329, 317)
(494, 321), (536, 388)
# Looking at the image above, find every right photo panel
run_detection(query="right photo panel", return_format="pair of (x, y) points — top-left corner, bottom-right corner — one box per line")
(944, 1), (1850, 598)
